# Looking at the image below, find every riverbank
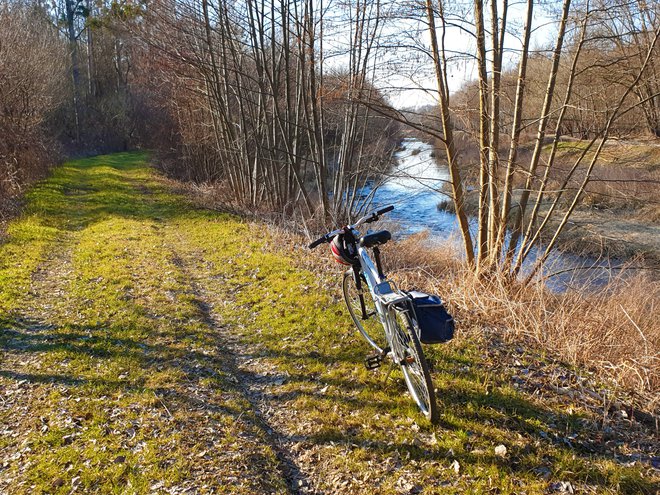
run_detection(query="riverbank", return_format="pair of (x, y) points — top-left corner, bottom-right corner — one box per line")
(434, 137), (660, 271)
(440, 188), (660, 268)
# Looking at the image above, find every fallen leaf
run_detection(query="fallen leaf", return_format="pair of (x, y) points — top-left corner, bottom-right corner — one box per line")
(548, 481), (574, 493)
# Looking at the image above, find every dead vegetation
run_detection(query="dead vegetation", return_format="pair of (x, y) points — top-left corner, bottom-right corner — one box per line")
(381, 232), (659, 416)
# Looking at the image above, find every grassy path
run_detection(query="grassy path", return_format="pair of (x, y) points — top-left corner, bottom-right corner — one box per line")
(0, 153), (657, 494)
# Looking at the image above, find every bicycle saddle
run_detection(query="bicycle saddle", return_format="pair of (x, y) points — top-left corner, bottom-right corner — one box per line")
(359, 230), (391, 248)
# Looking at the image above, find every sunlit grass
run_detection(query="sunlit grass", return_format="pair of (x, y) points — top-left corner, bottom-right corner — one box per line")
(0, 152), (656, 494)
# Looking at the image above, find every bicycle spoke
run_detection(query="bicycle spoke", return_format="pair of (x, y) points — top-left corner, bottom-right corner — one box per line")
(343, 270), (386, 352)
(390, 309), (438, 422)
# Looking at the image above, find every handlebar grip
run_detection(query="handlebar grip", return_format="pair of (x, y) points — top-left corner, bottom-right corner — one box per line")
(376, 205), (394, 215)
(308, 236), (326, 249)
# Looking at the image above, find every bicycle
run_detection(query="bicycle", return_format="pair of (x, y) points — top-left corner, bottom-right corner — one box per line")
(308, 205), (439, 423)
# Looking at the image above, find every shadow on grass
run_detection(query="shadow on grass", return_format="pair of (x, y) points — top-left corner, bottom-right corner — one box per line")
(0, 312), (306, 493)
(3, 323), (651, 494)
(2, 317), (237, 404)
(233, 339), (657, 495)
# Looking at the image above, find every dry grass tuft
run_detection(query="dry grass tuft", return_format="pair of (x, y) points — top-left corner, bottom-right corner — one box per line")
(383, 232), (659, 413)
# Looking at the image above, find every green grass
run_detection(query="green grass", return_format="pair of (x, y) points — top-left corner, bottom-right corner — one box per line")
(0, 152), (656, 494)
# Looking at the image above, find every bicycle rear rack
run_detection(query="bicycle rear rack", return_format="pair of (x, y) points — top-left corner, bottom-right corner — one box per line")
(374, 281), (408, 307)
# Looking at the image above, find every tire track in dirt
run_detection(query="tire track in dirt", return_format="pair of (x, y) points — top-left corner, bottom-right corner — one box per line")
(0, 231), (78, 493)
(1, 229), (77, 356)
(164, 234), (312, 494)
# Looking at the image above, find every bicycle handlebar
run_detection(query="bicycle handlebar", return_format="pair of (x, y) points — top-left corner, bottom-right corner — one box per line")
(353, 204), (395, 228)
(376, 205), (394, 216)
(307, 205), (394, 249)
(308, 236), (328, 249)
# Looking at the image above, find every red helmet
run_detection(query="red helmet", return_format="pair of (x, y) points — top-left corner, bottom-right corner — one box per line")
(330, 234), (358, 265)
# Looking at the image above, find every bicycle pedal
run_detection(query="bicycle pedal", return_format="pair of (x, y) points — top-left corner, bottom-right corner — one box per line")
(364, 353), (383, 370)
(364, 346), (390, 370)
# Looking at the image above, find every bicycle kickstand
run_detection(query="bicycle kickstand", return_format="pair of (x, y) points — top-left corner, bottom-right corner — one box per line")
(382, 359), (396, 384)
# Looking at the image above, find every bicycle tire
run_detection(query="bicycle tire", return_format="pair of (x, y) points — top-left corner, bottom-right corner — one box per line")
(389, 308), (439, 423)
(342, 269), (387, 353)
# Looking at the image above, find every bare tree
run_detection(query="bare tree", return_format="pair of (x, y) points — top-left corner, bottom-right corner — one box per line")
(413, 0), (660, 279)
(0, 1), (65, 202)
(131, 0), (398, 224)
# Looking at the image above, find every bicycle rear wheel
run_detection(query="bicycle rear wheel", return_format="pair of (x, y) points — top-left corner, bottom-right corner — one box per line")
(342, 269), (386, 352)
(390, 308), (438, 423)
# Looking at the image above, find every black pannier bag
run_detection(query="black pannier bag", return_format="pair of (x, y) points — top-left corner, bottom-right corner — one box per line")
(407, 291), (454, 344)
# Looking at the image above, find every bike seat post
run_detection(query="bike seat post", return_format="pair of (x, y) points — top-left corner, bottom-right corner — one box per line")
(373, 246), (385, 280)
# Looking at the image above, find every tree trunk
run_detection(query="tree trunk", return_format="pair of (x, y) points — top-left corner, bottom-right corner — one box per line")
(65, 0), (81, 141)
(425, 0), (475, 266)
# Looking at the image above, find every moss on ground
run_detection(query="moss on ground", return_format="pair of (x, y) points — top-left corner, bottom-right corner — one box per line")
(0, 152), (656, 494)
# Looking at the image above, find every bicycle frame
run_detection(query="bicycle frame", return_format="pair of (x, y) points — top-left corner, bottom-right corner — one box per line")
(308, 204), (439, 422)
(352, 233), (410, 357)
(357, 245), (381, 291)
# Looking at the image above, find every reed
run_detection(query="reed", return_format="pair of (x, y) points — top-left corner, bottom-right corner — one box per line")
(383, 232), (659, 411)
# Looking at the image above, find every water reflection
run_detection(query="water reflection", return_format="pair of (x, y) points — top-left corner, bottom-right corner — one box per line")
(369, 138), (621, 292)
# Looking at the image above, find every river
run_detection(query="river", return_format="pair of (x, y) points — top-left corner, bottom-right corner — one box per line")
(369, 138), (620, 292)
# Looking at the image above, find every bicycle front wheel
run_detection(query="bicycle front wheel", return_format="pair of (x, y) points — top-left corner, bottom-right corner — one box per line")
(390, 308), (438, 423)
(342, 269), (386, 352)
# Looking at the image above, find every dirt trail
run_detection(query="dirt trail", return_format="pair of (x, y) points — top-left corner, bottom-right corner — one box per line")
(0, 155), (292, 493)
(163, 236), (310, 493)
(0, 232), (77, 493)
